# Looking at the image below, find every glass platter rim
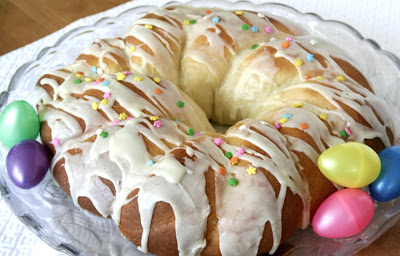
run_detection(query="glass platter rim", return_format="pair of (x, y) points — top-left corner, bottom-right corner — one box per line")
(1, 0), (400, 255)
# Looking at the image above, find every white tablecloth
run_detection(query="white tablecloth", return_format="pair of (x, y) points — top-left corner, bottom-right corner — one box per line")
(0, 0), (399, 255)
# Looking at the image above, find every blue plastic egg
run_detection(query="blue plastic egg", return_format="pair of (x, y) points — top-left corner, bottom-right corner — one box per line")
(369, 145), (400, 202)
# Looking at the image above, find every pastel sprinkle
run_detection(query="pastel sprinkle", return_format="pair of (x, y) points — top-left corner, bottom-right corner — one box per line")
(117, 72), (126, 81)
(257, 13), (265, 18)
(129, 46), (136, 53)
(91, 66), (97, 74)
(102, 80), (110, 86)
(97, 68), (103, 75)
(112, 120), (121, 125)
(214, 137), (223, 146)
(310, 39), (318, 45)
(99, 131), (108, 138)
(300, 123), (309, 130)
(153, 120), (163, 128)
(281, 41), (290, 48)
(229, 178), (238, 186)
(205, 9), (212, 14)
(74, 79), (82, 84)
(251, 26), (259, 32)
(176, 119), (180, 122)
(189, 19), (197, 24)
(134, 76), (144, 82)
(177, 101), (184, 108)
(195, 132), (202, 137)
(147, 160), (154, 166)
(307, 53), (314, 62)
(345, 127), (352, 135)
(251, 44), (258, 50)
(295, 58), (304, 66)
(52, 138), (60, 147)
(183, 20), (190, 25)
(305, 75), (312, 80)
(265, 26), (273, 34)
(154, 88), (162, 94)
(92, 102), (99, 110)
(91, 81), (99, 86)
(212, 16), (221, 23)
(225, 152), (233, 159)
(235, 10), (243, 15)
(119, 112), (128, 120)
(274, 122), (281, 129)
(126, 116), (133, 120)
(278, 118), (288, 124)
(319, 113), (327, 120)
(100, 99), (108, 105)
(283, 114), (292, 119)
(247, 166), (257, 175)
(316, 76), (325, 80)
(103, 92), (111, 99)
(230, 157), (239, 165)
(218, 167), (226, 175)
(285, 37), (293, 42)
(290, 102), (303, 108)
(187, 128), (195, 136)
(85, 77), (93, 82)
(340, 129), (348, 138)
(236, 148), (245, 156)
(242, 24), (249, 30)
(123, 71), (132, 75)
(336, 75), (346, 82)
(153, 77), (161, 83)
(150, 116), (159, 121)
(75, 72), (83, 78)
(144, 24), (153, 29)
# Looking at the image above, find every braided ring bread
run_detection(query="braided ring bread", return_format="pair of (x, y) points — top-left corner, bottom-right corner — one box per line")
(36, 5), (396, 256)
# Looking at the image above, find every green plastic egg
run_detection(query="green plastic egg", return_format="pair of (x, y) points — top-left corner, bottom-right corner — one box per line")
(0, 100), (40, 148)
(318, 142), (381, 188)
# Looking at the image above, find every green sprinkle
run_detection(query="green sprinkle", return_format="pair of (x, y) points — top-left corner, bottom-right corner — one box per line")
(189, 19), (197, 24)
(177, 101), (185, 108)
(241, 24), (249, 30)
(187, 128), (195, 136)
(99, 131), (108, 138)
(251, 44), (258, 50)
(340, 129), (348, 138)
(74, 79), (82, 84)
(225, 152), (233, 159)
(229, 178), (238, 186)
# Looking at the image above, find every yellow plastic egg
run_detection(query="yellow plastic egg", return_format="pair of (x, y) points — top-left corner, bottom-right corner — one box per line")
(318, 142), (381, 188)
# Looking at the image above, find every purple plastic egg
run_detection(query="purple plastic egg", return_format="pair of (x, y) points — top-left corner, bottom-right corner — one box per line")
(6, 140), (49, 189)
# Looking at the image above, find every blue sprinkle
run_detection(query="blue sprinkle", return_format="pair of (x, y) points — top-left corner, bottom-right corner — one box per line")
(102, 80), (110, 86)
(176, 119), (180, 122)
(147, 160), (154, 166)
(212, 16), (221, 23)
(307, 53), (314, 62)
(251, 26), (259, 32)
(91, 66), (97, 74)
(283, 113), (292, 119)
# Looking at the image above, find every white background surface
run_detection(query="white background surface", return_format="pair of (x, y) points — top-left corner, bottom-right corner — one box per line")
(0, 0), (399, 255)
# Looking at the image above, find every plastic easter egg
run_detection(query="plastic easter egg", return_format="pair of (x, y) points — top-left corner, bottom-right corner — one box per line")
(312, 189), (374, 238)
(369, 145), (400, 202)
(318, 142), (381, 188)
(6, 140), (49, 189)
(0, 100), (40, 148)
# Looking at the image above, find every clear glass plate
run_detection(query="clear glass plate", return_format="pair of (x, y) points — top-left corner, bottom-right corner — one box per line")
(1, 0), (400, 255)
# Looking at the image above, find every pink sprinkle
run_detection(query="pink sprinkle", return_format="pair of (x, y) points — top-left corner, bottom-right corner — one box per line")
(126, 116), (133, 120)
(236, 148), (245, 156)
(285, 36), (293, 42)
(214, 137), (223, 146)
(103, 92), (111, 99)
(345, 127), (352, 135)
(52, 137), (60, 147)
(195, 132), (202, 137)
(274, 122), (281, 129)
(91, 81), (99, 86)
(112, 120), (121, 125)
(153, 120), (163, 128)
(123, 71), (132, 75)
(265, 26), (273, 34)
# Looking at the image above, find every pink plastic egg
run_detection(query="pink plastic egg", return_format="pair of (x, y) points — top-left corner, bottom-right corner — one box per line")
(312, 189), (374, 238)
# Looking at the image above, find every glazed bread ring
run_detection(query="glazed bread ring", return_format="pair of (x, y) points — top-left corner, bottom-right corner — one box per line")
(36, 6), (396, 256)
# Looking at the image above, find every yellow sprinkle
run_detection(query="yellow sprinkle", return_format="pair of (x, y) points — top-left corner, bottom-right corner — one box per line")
(85, 77), (93, 82)
(336, 75), (346, 82)
(100, 99), (108, 105)
(247, 166), (257, 175)
(153, 77), (161, 83)
(183, 20), (190, 25)
(150, 116), (159, 121)
(117, 72), (126, 81)
(129, 46), (136, 53)
(235, 10), (243, 15)
(290, 102), (304, 108)
(278, 118), (288, 124)
(75, 74), (83, 78)
(295, 58), (304, 67)
(92, 102), (99, 110)
(144, 24), (153, 29)
(134, 76), (144, 82)
(119, 112), (128, 120)
(319, 113), (327, 120)
(316, 76), (325, 80)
